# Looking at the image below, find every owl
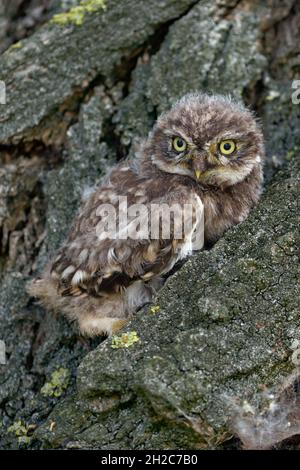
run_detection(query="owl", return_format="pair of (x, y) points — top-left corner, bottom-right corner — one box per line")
(28, 93), (264, 336)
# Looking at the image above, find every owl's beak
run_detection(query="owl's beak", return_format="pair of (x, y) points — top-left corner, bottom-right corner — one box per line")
(192, 155), (208, 181)
(194, 170), (202, 181)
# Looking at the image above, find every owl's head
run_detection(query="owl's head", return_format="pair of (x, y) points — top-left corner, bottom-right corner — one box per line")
(144, 93), (264, 188)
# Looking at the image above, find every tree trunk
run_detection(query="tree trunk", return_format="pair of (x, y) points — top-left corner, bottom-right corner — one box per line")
(0, 0), (299, 449)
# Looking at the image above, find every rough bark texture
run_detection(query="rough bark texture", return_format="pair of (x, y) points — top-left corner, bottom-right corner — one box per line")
(0, 0), (299, 449)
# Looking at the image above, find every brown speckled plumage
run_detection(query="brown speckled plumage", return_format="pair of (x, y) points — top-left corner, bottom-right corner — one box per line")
(28, 93), (264, 336)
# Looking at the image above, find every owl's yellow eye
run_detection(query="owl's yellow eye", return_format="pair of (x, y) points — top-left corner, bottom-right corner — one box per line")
(219, 140), (236, 155)
(172, 136), (187, 152)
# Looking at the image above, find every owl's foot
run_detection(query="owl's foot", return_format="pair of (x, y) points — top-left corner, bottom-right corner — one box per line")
(78, 315), (129, 337)
(111, 318), (130, 334)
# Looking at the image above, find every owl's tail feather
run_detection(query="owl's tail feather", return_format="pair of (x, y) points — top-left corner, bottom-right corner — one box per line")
(26, 276), (128, 337)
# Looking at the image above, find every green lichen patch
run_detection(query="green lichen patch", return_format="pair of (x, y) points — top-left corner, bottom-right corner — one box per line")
(51, 0), (107, 26)
(149, 305), (160, 314)
(111, 331), (140, 349)
(286, 146), (299, 161)
(41, 368), (70, 398)
(8, 41), (23, 51)
(7, 421), (32, 445)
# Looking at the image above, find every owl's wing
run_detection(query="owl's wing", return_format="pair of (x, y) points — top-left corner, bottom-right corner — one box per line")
(50, 189), (203, 297)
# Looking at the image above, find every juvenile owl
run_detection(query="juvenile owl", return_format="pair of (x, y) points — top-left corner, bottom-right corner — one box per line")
(28, 93), (264, 336)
